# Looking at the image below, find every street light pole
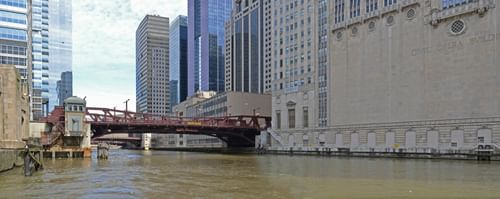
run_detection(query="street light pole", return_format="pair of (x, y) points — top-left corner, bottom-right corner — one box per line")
(124, 99), (130, 121)
(124, 99), (130, 112)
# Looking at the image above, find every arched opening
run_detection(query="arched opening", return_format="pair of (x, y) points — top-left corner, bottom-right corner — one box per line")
(302, 134), (309, 146)
(288, 134), (296, 147)
(335, 133), (343, 147)
(451, 129), (464, 148)
(427, 130), (439, 149)
(405, 131), (416, 148)
(318, 133), (326, 146)
(385, 131), (395, 148)
(367, 132), (376, 148)
(350, 132), (359, 147)
(477, 128), (492, 144)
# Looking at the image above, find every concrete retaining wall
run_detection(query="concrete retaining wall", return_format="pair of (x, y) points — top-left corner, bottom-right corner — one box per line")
(0, 150), (23, 172)
(266, 118), (500, 160)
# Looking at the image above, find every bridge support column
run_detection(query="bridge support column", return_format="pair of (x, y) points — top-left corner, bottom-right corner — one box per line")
(142, 133), (152, 150)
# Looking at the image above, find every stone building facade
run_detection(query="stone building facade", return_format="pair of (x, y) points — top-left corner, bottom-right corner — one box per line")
(270, 0), (319, 132)
(0, 65), (30, 172)
(268, 0), (500, 159)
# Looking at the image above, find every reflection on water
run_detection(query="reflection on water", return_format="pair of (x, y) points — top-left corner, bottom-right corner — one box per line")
(1, 150), (500, 199)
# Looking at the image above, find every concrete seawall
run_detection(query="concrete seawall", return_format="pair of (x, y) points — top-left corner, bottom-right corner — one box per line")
(0, 150), (23, 172)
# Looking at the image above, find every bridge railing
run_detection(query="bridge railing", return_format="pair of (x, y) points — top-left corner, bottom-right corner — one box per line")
(85, 107), (272, 130)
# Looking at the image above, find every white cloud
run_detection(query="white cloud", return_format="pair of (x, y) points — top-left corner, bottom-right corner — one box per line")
(73, 0), (187, 111)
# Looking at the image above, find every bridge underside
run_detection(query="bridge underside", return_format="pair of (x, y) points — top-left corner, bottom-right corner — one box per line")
(91, 124), (260, 148)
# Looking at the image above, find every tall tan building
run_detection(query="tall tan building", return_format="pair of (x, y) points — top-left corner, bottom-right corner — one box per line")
(269, 0), (500, 158)
(270, 0), (318, 132)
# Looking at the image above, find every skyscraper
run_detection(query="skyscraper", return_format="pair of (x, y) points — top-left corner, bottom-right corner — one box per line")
(188, 0), (232, 95)
(169, 15), (188, 106)
(30, 0), (72, 119)
(31, 0), (47, 119)
(224, 0), (272, 94)
(271, 0), (318, 131)
(47, 0), (72, 112)
(56, 71), (72, 106)
(135, 15), (170, 115)
(0, 0), (31, 104)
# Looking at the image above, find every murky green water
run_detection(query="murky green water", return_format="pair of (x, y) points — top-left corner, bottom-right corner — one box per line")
(1, 150), (500, 198)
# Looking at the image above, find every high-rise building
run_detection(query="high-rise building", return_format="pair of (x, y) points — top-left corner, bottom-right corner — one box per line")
(31, 0), (48, 119)
(135, 15), (170, 115)
(169, 79), (178, 107)
(169, 15), (188, 106)
(267, 0), (500, 158)
(0, 0), (71, 120)
(187, 0), (232, 95)
(224, 0), (272, 94)
(271, 0), (318, 131)
(0, 0), (30, 78)
(56, 71), (72, 106)
(0, 0), (31, 107)
(47, 0), (72, 112)
(30, 0), (72, 119)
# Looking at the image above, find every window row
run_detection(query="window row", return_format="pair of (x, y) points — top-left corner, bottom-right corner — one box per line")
(0, 27), (26, 41)
(0, 56), (26, 66)
(0, 0), (27, 8)
(275, 107), (309, 129)
(0, 44), (26, 56)
(0, 10), (27, 24)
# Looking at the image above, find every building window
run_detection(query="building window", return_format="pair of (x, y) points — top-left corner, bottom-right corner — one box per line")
(442, 0), (472, 9)
(334, 0), (345, 23)
(288, 109), (296, 129)
(350, 0), (361, 18)
(366, 0), (378, 13)
(384, 0), (397, 7)
(276, 111), (281, 129)
(303, 107), (309, 128)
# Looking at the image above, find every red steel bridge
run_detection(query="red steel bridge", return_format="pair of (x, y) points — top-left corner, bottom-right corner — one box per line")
(43, 107), (272, 148)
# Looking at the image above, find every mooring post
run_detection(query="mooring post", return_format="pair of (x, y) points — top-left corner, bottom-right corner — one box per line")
(23, 147), (32, 176)
(97, 143), (109, 159)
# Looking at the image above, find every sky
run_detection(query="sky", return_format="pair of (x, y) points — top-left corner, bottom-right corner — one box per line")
(73, 0), (187, 111)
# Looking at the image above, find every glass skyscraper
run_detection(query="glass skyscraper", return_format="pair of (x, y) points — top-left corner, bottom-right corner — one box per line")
(0, 0), (72, 120)
(224, 0), (272, 94)
(0, 0), (32, 119)
(31, 0), (49, 119)
(30, 0), (72, 119)
(47, 0), (72, 109)
(169, 15), (188, 106)
(188, 0), (232, 96)
(0, 0), (29, 81)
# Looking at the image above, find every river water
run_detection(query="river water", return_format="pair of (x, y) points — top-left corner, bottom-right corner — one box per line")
(1, 150), (500, 199)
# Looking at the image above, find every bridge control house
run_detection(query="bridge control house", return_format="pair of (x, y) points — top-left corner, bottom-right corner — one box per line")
(31, 96), (92, 158)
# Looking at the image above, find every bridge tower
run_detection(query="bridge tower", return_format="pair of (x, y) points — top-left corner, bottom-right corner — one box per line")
(63, 97), (91, 152)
